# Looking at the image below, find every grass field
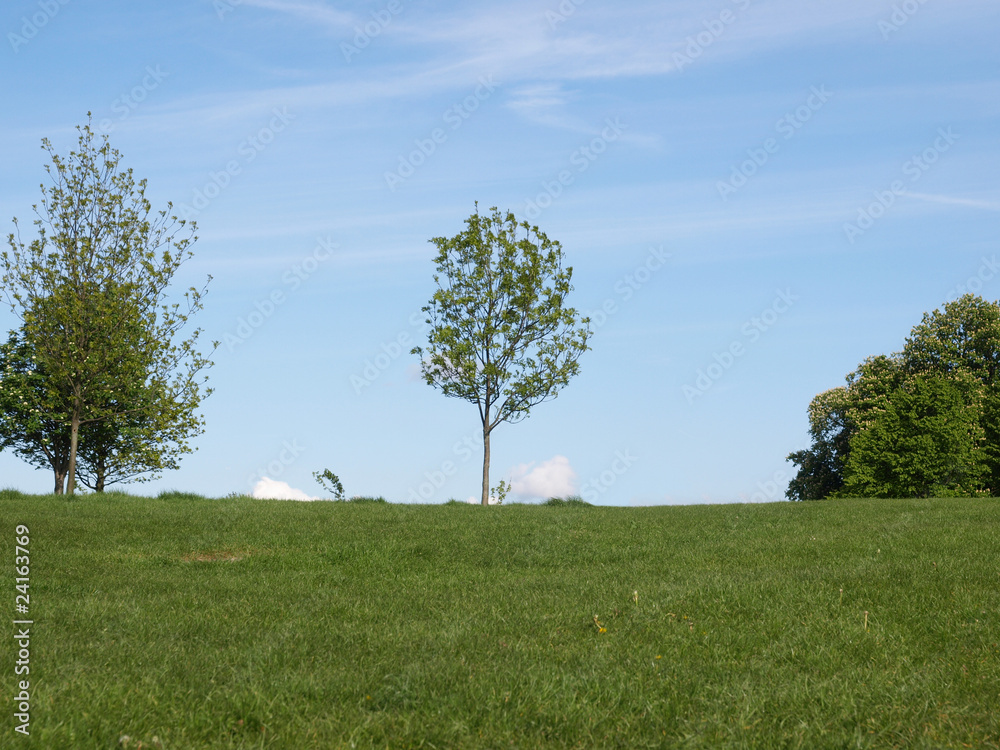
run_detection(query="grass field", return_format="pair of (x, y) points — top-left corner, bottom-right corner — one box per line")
(0, 490), (998, 749)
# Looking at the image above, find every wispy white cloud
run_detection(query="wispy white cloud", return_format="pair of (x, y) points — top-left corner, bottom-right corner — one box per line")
(92, 1), (999, 151)
(905, 192), (1000, 211)
(239, 0), (354, 31)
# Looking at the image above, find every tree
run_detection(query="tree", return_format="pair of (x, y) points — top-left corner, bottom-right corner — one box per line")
(1, 317), (200, 493)
(1, 118), (214, 494)
(786, 355), (902, 501)
(785, 386), (851, 500)
(787, 296), (1000, 499)
(902, 294), (1000, 385)
(839, 372), (987, 497)
(0, 330), (72, 493)
(902, 294), (1000, 492)
(412, 206), (591, 505)
(73, 372), (202, 492)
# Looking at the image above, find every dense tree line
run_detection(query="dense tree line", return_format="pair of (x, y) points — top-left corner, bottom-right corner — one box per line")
(787, 294), (1000, 499)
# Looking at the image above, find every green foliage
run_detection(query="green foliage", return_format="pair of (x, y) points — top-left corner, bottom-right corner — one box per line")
(840, 372), (987, 498)
(1, 492), (997, 747)
(982, 394), (1000, 494)
(156, 490), (208, 502)
(0, 323), (202, 493)
(789, 295), (1000, 499)
(0, 117), (214, 494)
(313, 469), (345, 500)
(786, 386), (853, 501)
(491, 478), (510, 505)
(0, 329), (72, 492)
(412, 205), (591, 505)
(902, 292), (1000, 383)
(544, 495), (592, 506)
(346, 495), (387, 503)
(903, 293), (1000, 493)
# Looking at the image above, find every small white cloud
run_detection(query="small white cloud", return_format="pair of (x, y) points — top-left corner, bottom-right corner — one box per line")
(509, 455), (577, 499)
(466, 495), (501, 505)
(252, 477), (320, 501)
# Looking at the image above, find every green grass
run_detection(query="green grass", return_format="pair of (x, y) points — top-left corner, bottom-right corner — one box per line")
(1, 493), (998, 749)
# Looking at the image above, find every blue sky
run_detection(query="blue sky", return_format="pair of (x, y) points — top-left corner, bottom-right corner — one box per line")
(1, 0), (998, 503)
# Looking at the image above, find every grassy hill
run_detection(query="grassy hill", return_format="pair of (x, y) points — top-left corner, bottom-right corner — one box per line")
(0, 490), (997, 748)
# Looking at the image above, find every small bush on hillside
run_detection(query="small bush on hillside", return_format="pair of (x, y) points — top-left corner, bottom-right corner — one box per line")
(0, 488), (25, 501)
(158, 490), (207, 502)
(314, 469), (345, 501)
(544, 496), (591, 507)
(92, 490), (134, 499)
(346, 496), (387, 504)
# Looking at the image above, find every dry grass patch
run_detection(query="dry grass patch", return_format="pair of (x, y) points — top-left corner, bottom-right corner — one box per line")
(180, 549), (255, 563)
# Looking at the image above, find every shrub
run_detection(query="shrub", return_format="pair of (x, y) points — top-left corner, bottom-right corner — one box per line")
(544, 496), (591, 507)
(158, 490), (207, 502)
(313, 469), (345, 501)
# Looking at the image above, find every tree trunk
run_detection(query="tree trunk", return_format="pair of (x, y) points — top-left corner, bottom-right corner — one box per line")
(95, 453), (106, 493)
(481, 427), (491, 506)
(41, 432), (70, 494)
(66, 407), (80, 496)
(52, 467), (66, 495)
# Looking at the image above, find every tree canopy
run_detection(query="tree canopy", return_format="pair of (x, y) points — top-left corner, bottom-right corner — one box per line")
(787, 294), (999, 499)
